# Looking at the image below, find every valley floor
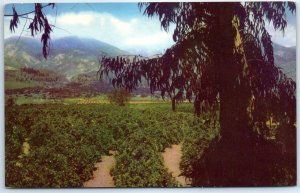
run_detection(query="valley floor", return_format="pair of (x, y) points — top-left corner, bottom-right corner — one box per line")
(5, 96), (294, 187)
(6, 101), (212, 187)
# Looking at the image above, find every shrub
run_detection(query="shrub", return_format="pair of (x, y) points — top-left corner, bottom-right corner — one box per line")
(107, 89), (131, 106)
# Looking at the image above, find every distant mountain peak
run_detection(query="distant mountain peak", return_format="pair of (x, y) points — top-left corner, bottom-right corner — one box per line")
(5, 36), (129, 79)
(5, 36), (295, 80)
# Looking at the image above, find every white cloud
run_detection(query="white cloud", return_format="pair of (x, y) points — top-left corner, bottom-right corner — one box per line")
(124, 31), (171, 46)
(109, 16), (134, 34)
(57, 13), (94, 26)
(4, 11), (175, 56)
(265, 22), (296, 47)
(46, 12), (175, 55)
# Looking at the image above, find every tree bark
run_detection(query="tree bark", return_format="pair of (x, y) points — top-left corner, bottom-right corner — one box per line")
(194, 94), (201, 117)
(171, 98), (176, 112)
(215, 4), (251, 142)
(199, 4), (254, 185)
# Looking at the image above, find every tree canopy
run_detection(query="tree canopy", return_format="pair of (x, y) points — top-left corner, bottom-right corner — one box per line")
(100, 2), (295, 124)
(100, 2), (296, 185)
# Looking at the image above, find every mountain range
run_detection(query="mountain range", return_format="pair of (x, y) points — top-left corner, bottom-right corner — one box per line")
(273, 43), (296, 80)
(4, 36), (129, 79)
(4, 36), (296, 81)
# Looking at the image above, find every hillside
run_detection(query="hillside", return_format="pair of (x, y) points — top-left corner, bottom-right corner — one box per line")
(5, 67), (67, 89)
(273, 43), (296, 81)
(5, 37), (296, 80)
(4, 37), (296, 96)
(4, 36), (129, 79)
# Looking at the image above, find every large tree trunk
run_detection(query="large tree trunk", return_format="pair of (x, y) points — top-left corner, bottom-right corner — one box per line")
(216, 4), (251, 144)
(194, 4), (292, 186)
(196, 3), (254, 186)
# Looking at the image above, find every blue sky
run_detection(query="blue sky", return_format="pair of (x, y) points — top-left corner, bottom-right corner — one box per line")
(4, 3), (142, 20)
(4, 3), (297, 55)
(4, 3), (175, 55)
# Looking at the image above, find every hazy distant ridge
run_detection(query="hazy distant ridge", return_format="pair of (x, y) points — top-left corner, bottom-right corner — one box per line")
(4, 36), (129, 79)
(4, 36), (296, 81)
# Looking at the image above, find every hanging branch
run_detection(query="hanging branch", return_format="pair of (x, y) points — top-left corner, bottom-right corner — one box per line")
(4, 3), (54, 17)
(6, 3), (55, 59)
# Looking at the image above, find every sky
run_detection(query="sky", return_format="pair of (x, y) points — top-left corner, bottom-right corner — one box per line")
(3, 3), (297, 55)
(4, 3), (175, 56)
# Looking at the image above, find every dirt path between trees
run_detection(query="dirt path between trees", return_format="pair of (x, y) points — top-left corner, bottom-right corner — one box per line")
(84, 145), (189, 187)
(83, 151), (116, 188)
(162, 143), (191, 187)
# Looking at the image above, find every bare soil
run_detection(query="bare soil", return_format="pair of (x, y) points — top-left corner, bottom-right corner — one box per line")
(83, 151), (116, 187)
(162, 143), (191, 187)
(84, 144), (190, 187)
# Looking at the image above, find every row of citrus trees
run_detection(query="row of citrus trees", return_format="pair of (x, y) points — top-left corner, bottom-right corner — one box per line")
(111, 108), (189, 187)
(6, 103), (214, 187)
(6, 104), (114, 187)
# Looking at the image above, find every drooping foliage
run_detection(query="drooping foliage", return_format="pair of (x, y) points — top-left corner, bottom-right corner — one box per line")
(99, 2), (296, 186)
(7, 3), (55, 58)
(100, 2), (295, 125)
(99, 52), (192, 111)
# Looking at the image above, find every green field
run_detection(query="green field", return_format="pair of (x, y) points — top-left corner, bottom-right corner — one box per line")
(5, 80), (37, 89)
(13, 95), (167, 105)
(5, 102), (218, 187)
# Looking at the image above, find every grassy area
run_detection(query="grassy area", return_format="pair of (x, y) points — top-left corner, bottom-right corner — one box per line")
(12, 95), (169, 105)
(13, 95), (193, 114)
(5, 80), (36, 89)
(14, 95), (57, 105)
(64, 95), (109, 104)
